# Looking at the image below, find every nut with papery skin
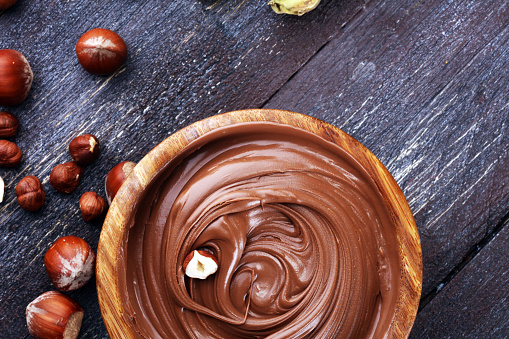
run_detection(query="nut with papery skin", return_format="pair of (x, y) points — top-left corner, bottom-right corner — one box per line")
(16, 175), (45, 211)
(183, 249), (219, 279)
(69, 134), (100, 166)
(50, 161), (84, 193)
(105, 161), (136, 204)
(75, 28), (127, 75)
(0, 111), (19, 138)
(0, 139), (22, 167)
(79, 191), (107, 222)
(0, 0), (17, 10)
(26, 290), (84, 339)
(44, 235), (96, 291)
(0, 49), (33, 106)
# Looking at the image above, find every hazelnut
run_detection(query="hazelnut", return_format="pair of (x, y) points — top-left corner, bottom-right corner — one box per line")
(15, 175), (45, 211)
(79, 191), (107, 222)
(183, 249), (219, 279)
(0, 111), (19, 138)
(26, 290), (84, 339)
(0, 0), (17, 10)
(0, 139), (22, 167)
(50, 161), (84, 194)
(105, 160), (135, 204)
(44, 235), (96, 291)
(75, 28), (127, 75)
(0, 49), (33, 106)
(68, 134), (99, 165)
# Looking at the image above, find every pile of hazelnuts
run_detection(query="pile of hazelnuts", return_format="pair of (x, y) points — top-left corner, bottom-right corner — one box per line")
(1, 3), (133, 338)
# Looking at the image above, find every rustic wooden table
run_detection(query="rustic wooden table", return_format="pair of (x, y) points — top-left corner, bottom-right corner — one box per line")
(0, 0), (507, 337)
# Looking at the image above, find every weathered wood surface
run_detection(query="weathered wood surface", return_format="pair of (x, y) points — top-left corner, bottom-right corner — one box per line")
(0, 0), (507, 337)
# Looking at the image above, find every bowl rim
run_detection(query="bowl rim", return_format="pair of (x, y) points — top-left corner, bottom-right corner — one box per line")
(97, 109), (422, 338)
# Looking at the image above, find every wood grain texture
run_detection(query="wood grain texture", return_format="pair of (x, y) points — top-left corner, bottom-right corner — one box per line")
(410, 217), (509, 338)
(264, 0), (509, 298)
(97, 109), (421, 338)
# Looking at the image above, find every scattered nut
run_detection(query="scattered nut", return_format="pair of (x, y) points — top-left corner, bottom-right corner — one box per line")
(75, 28), (127, 75)
(15, 175), (45, 211)
(105, 161), (136, 204)
(26, 290), (84, 339)
(268, 0), (320, 15)
(183, 249), (219, 279)
(44, 235), (96, 291)
(79, 191), (107, 222)
(0, 176), (4, 203)
(50, 161), (84, 194)
(0, 49), (33, 106)
(0, 139), (22, 167)
(0, 0), (17, 10)
(69, 134), (100, 166)
(0, 111), (19, 138)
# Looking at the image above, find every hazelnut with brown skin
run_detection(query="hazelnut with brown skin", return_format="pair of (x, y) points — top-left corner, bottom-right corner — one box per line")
(79, 191), (107, 222)
(0, 49), (33, 106)
(0, 111), (19, 138)
(0, 139), (22, 167)
(50, 161), (84, 194)
(69, 134), (100, 166)
(26, 290), (84, 339)
(44, 235), (96, 291)
(76, 28), (127, 75)
(15, 175), (45, 211)
(105, 161), (136, 204)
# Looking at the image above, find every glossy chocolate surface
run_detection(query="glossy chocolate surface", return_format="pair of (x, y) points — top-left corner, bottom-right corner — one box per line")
(117, 122), (400, 338)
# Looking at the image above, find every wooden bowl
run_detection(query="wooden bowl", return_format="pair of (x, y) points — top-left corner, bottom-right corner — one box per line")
(97, 109), (422, 338)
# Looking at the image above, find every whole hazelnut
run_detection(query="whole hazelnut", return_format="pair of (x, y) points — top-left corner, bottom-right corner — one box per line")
(183, 249), (219, 279)
(0, 0), (17, 10)
(68, 134), (99, 165)
(15, 175), (45, 211)
(0, 49), (33, 106)
(50, 161), (84, 194)
(26, 290), (84, 339)
(105, 161), (136, 204)
(44, 235), (96, 291)
(79, 191), (107, 222)
(75, 28), (127, 75)
(0, 111), (19, 138)
(0, 139), (22, 167)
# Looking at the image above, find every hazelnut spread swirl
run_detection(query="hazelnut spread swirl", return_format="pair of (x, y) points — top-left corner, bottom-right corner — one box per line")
(117, 122), (401, 338)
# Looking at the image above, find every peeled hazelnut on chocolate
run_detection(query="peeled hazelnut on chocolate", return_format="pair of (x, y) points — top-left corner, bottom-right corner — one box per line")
(0, 49), (33, 106)
(0, 111), (19, 138)
(50, 161), (84, 194)
(105, 160), (135, 204)
(69, 134), (99, 166)
(44, 235), (96, 291)
(0, 139), (22, 167)
(79, 191), (107, 222)
(0, 0), (17, 10)
(183, 249), (219, 279)
(15, 175), (45, 211)
(76, 28), (127, 75)
(26, 290), (84, 339)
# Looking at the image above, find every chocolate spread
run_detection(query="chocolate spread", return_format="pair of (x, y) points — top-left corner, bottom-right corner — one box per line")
(117, 122), (400, 338)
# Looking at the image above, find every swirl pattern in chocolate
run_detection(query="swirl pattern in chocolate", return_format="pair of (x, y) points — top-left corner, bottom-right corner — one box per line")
(118, 122), (400, 338)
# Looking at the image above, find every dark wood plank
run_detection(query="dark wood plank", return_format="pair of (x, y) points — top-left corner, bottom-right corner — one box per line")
(0, 0), (370, 337)
(410, 217), (509, 338)
(265, 0), (509, 298)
